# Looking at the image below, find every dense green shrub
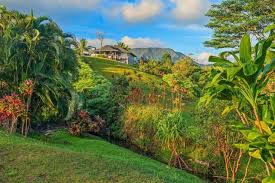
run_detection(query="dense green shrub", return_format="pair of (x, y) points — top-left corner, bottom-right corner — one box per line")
(72, 58), (130, 137)
(82, 75), (112, 121)
(162, 58), (203, 98)
(73, 59), (95, 92)
(194, 100), (242, 179)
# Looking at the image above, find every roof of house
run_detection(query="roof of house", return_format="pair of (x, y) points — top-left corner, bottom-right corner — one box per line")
(95, 45), (119, 52)
(95, 45), (137, 57)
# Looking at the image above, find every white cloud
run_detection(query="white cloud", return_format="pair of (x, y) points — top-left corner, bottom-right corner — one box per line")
(121, 36), (164, 48)
(0, 0), (101, 10)
(170, 0), (210, 23)
(195, 52), (213, 65)
(87, 38), (117, 48)
(121, 0), (164, 23)
(83, 36), (164, 49)
(159, 24), (209, 31)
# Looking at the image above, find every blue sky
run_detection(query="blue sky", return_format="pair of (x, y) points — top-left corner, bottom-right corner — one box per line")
(0, 0), (222, 64)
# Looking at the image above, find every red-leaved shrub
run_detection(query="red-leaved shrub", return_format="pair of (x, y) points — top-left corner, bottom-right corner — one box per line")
(0, 94), (26, 133)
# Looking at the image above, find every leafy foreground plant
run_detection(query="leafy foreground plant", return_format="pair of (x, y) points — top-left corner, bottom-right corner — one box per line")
(200, 25), (275, 182)
(0, 6), (78, 132)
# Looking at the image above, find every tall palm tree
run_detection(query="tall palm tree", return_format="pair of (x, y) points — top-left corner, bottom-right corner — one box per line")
(117, 42), (130, 51)
(77, 39), (88, 55)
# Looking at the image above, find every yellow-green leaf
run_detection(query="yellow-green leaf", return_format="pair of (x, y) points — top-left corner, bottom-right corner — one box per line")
(264, 24), (275, 33)
(260, 121), (272, 135)
(247, 131), (262, 141)
(268, 133), (275, 143)
(262, 170), (275, 183)
(249, 149), (262, 159)
(234, 144), (249, 151)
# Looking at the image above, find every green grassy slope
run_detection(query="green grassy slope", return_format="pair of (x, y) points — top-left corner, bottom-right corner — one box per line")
(0, 130), (205, 183)
(83, 56), (165, 92)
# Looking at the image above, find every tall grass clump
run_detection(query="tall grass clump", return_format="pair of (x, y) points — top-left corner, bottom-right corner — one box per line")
(122, 104), (165, 153)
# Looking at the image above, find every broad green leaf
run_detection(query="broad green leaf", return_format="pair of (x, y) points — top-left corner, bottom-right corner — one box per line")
(262, 174), (275, 183)
(249, 149), (262, 159)
(264, 24), (275, 33)
(209, 73), (222, 86)
(247, 131), (262, 141)
(234, 144), (249, 151)
(209, 56), (234, 67)
(226, 66), (242, 80)
(262, 170), (275, 183)
(255, 36), (273, 66)
(219, 51), (240, 63)
(240, 130), (251, 139)
(268, 133), (275, 143)
(265, 144), (275, 150)
(249, 139), (267, 148)
(262, 60), (275, 76)
(230, 120), (245, 129)
(240, 34), (252, 64)
(243, 63), (258, 76)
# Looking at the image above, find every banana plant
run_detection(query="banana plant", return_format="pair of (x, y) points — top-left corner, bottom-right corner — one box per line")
(200, 25), (275, 181)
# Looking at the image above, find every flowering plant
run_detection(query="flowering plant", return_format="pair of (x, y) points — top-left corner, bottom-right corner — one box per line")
(19, 79), (34, 96)
(0, 94), (25, 132)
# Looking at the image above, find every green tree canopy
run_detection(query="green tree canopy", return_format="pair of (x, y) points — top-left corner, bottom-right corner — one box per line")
(161, 53), (173, 68)
(205, 0), (274, 49)
(172, 57), (197, 79)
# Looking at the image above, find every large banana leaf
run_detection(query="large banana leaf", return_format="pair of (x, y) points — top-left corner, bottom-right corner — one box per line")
(240, 34), (252, 65)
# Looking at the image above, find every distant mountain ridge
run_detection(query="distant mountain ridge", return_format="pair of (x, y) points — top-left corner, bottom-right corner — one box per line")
(131, 48), (188, 63)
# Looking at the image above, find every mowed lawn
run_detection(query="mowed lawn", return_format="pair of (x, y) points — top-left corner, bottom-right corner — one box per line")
(0, 130), (205, 183)
(83, 56), (165, 92)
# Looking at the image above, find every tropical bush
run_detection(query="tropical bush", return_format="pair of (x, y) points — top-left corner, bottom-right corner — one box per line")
(0, 6), (78, 133)
(68, 110), (106, 136)
(69, 110), (91, 136)
(194, 99), (248, 182)
(138, 55), (173, 76)
(163, 58), (203, 98)
(200, 25), (275, 181)
(72, 58), (130, 138)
